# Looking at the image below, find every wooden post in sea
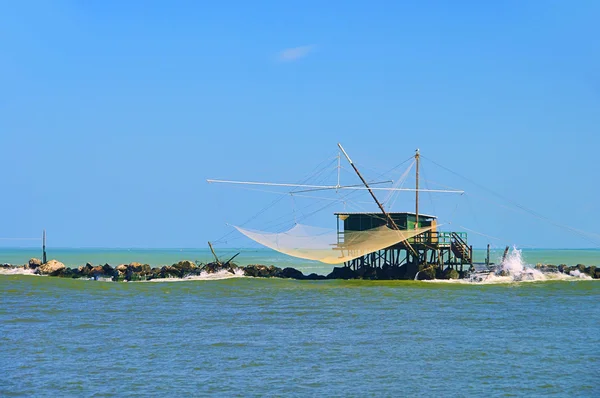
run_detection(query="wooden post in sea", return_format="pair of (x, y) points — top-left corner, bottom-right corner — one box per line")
(486, 244), (490, 266)
(501, 246), (510, 263)
(208, 241), (221, 265)
(42, 229), (47, 264)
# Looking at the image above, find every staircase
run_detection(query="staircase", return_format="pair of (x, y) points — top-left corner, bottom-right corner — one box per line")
(451, 233), (472, 263)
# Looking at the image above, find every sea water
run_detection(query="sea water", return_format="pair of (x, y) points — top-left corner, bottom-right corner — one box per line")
(1, 248), (599, 396)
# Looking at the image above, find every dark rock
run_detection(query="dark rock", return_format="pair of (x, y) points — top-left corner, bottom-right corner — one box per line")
(305, 273), (327, 280)
(441, 268), (460, 280)
(585, 266), (596, 279)
(405, 262), (419, 280)
(129, 262), (151, 274)
(78, 263), (94, 277)
(55, 268), (81, 278)
(243, 264), (282, 277)
(326, 266), (358, 280)
(536, 264), (559, 273)
(417, 266), (436, 280)
(558, 264), (568, 273)
(280, 267), (305, 279)
(160, 266), (181, 278)
(102, 264), (115, 276)
(149, 268), (162, 280)
(202, 262), (235, 274)
(360, 267), (380, 280)
(172, 260), (196, 276)
(380, 264), (406, 280)
(576, 264), (586, 272)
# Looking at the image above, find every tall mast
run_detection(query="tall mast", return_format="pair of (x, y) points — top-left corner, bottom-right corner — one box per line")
(336, 152), (341, 192)
(337, 143), (399, 230)
(415, 148), (420, 229)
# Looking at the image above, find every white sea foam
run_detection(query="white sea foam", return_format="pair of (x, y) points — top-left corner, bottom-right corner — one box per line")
(146, 268), (246, 282)
(0, 267), (37, 276)
(427, 246), (595, 285)
(569, 270), (592, 280)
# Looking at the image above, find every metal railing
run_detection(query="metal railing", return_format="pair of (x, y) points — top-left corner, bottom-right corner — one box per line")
(337, 230), (468, 247)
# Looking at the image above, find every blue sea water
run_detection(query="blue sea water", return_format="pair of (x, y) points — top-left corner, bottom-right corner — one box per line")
(1, 275), (598, 396)
(1, 248), (599, 396)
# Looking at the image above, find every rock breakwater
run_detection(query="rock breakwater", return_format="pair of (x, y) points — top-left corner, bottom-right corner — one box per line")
(1, 259), (598, 282)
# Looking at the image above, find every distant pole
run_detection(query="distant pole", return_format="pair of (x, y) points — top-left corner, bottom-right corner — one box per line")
(486, 244), (490, 266)
(415, 149), (420, 229)
(42, 229), (47, 264)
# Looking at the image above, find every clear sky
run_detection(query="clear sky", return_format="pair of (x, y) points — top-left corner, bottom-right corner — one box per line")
(1, 0), (599, 249)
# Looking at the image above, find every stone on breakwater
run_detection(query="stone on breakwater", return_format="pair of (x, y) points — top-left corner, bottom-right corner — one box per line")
(37, 260), (66, 276)
(172, 260), (196, 275)
(326, 267), (358, 280)
(243, 265), (282, 278)
(116, 264), (128, 273)
(441, 268), (460, 280)
(416, 265), (436, 281)
(5, 256), (598, 281)
(305, 273), (327, 280)
(28, 258), (42, 269)
(77, 263), (94, 277)
(535, 264), (559, 273)
(380, 264), (406, 279)
(280, 267), (305, 279)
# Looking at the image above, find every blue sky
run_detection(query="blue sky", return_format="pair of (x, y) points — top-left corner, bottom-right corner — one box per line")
(1, 0), (599, 249)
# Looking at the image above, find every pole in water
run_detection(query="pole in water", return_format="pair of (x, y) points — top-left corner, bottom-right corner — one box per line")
(501, 246), (510, 263)
(486, 244), (490, 266)
(42, 229), (47, 264)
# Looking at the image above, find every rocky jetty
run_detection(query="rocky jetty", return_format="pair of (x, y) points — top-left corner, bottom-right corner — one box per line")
(0, 258), (598, 282)
(537, 263), (599, 279)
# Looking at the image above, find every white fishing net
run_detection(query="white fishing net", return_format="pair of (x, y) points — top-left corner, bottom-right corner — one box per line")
(234, 224), (433, 264)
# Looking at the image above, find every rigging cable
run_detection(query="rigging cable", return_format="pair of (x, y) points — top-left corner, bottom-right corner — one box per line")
(212, 154), (338, 244)
(422, 155), (600, 247)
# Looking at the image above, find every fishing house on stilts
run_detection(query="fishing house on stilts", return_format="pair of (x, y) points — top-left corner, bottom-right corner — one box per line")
(333, 145), (472, 279)
(208, 143), (474, 280)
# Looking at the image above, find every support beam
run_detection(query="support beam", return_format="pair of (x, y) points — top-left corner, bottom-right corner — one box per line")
(338, 143), (398, 229)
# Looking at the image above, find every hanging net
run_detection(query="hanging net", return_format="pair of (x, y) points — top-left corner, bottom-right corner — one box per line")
(234, 224), (433, 264)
